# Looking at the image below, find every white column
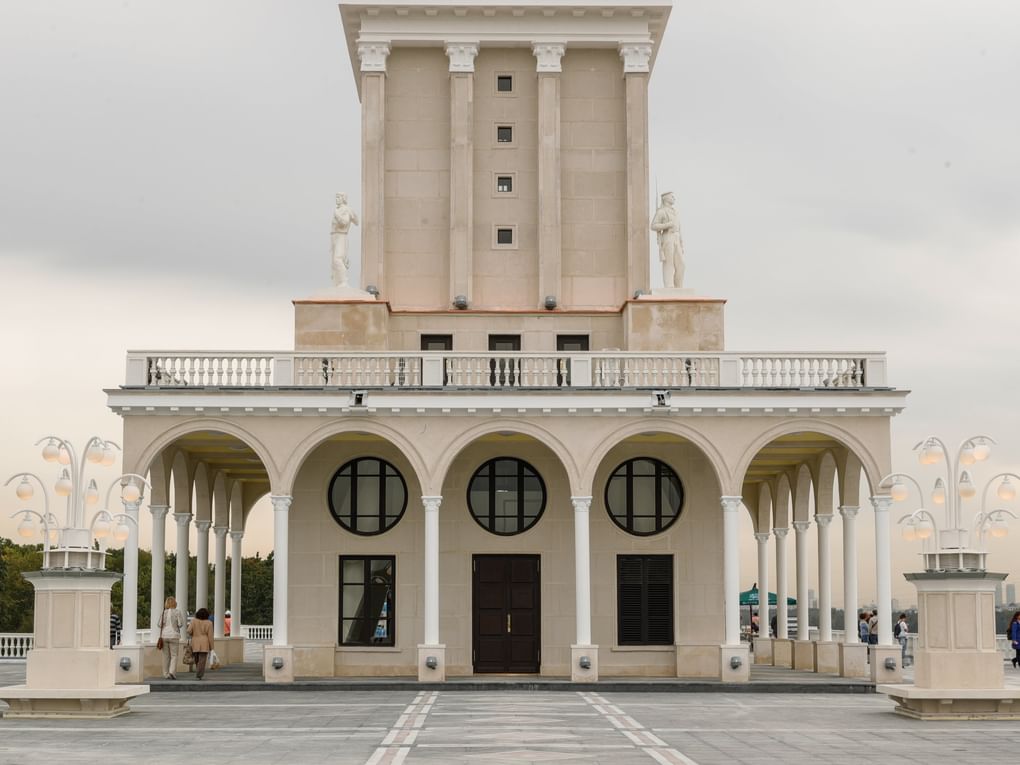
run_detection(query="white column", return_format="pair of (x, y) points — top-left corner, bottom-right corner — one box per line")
(422, 496), (442, 646)
(195, 520), (212, 611)
(173, 513), (191, 625)
(534, 42), (565, 307)
(149, 504), (169, 635)
(870, 495), (894, 645)
(840, 506), (860, 643)
(793, 520), (811, 641)
(271, 496), (291, 646)
(230, 530), (244, 634)
(213, 526), (227, 639)
(754, 532), (770, 632)
(774, 528), (789, 639)
(816, 514), (833, 642)
(572, 496), (593, 646)
(445, 42), (478, 304)
(121, 499), (141, 646)
(721, 497), (742, 646)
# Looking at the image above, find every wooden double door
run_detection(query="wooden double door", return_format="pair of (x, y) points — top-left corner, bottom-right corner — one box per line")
(472, 554), (541, 673)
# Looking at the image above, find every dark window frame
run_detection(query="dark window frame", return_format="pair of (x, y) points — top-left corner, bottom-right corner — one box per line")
(496, 227), (514, 245)
(496, 74), (514, 93)
(617, 554), (674, 646)
(496, 125), (514, 143)
(339, 555), (395, 646)
(327, 457), (409, 537)
(496, 175), (513, 193)
(467, 457), (547, 536)
(604, 457), (685, 536)
(556, 335), (590, 352)
(421, 334), (453, 351)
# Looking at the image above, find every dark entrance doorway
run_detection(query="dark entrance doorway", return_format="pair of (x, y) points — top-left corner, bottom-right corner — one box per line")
(472, 554), (541, 673)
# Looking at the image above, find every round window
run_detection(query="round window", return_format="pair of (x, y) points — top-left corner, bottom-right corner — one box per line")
(467, 458), (546, 535)
(604, 458), (684, 536)
(328, 458), (408, 536)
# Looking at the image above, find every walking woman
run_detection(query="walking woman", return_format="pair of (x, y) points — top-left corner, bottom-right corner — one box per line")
(1009, 611), (1020, 669)
(158, 596), (185, 679)
(187, 608), (214, 679)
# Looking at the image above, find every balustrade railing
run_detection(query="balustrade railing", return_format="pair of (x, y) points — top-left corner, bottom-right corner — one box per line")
(242, 625), (273, 641)
(0, 634), (33, 658)
(126, 351), (888, 390)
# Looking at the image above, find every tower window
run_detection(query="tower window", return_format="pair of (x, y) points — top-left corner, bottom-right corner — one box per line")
(496, 228), (514, 245)
(496, 74), (514, 93)
(497, 176), (513, 193)
(497, 125), (513, 143)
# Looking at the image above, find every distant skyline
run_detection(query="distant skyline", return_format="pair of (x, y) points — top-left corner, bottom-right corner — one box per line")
(2, 1), (1020, 609)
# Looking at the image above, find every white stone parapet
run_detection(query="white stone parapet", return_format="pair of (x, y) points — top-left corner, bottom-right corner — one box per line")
(125, 351), (890, 389)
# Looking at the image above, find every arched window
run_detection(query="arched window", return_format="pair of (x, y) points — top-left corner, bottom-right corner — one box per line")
(328, 457), (408, 536)
(605, 458), (684, 536)
(467, 458), (546, 535)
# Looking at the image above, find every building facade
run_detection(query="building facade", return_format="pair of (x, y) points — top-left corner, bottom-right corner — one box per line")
(108, 0), (908, 683)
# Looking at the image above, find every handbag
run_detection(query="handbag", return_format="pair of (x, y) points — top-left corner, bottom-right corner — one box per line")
(183, 641), (195, 665)
(156, 611), (165, 650)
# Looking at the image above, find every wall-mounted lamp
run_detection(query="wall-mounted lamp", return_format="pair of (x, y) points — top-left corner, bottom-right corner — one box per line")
(272, 657), (285, 670)
(350, 390), (367, 407)
(119, 657), (132, 671)
(633, 289), (648, 299)
(653, 390), (671, 407)
(729, 656), (743, 670)
(425, 655), (438, 670)
(366, 285), (380, 298)
(884, 657), (897, 671)
(578, 656), (591, 670)
(544, 295), (557, 310)
(453, 295), (469, 310)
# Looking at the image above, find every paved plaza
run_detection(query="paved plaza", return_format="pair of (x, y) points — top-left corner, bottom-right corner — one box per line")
(1, 663), (1019, 765)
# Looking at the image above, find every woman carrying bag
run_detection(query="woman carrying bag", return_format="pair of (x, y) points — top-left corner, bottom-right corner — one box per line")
(1009, 611), (1020, 669)
(158, 596), (185, 679)
(187, 608), (215, 679)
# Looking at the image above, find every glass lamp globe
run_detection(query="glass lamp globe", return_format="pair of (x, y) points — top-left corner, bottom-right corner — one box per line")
(990, 518), (1009, 539)
(121, 481), (141, 504)
(86, 443), (104, 463)
(15, 477), (33, 500)
(890, 479), (909, 502)
(113, 523), (130, 543)
(85, 479), (99, 505)
(42, 439), (60, 462)
(16, 517), (36, 538)
(973, 439), (992, 461)
(920, 442), (942, 465)
(916, 518), (934, 540)
(901, 523), (917, 542)
(958, 471), (976, 499)
(959, 444), (976, 466)
(997, 477), (1016, 502)
(57, 448), (71, 466)
(100, 447), (116, 467)
(47, 527), (59, 544)
(931, 478), (946, 505)
(92, 517), (111, 539)
(54, 469), (72, 497)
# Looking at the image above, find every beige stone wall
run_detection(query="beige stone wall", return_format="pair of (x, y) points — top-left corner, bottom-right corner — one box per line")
(624, 299), (726, 352)
(384, 49), (451, 310)
(561, 49), (628, 309)
(387, 312), (623, 351)
(472, 49), (539, 309)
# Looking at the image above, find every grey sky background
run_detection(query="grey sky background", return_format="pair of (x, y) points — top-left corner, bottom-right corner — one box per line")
(2, 1), (1019, 609)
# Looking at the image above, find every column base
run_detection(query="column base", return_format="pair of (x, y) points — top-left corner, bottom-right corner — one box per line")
(813, 641), (840, 674)
(262, 645), (294, 683)
(571, 645), (598, 682)
(418, 644), (446, 682)
(772, 639), (793, 668)
(870, 645), (904, 683)
(878, 684), (1020, 720)
(793, 640), (815, 670)
(838, 643), (869, 678)
(753, 637), (773, 665)
(113, 646), (146, 684)
(719, 644), (750, 683)
(0, 685), (149, 719)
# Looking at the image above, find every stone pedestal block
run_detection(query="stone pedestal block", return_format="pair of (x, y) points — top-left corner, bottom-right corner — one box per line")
(417, 644), (446, 682)
(772, 639), (793, 668)
(262, 645), (295, 684)
(571, 645), (598, 682)
(294, 298), (389, 351)
(813, 641), (840, 674)
(113, 646), (146, 684)
(753, 637), (773, 665)
(793, 640), (815, 670)
(870, 645), (904, 683)
(623, 297), (725, 352)
(676, 644), (725, 677)
(719, 644), (750, 683)
(877, 685), (1020, 720)
(839, 643), (869, 678)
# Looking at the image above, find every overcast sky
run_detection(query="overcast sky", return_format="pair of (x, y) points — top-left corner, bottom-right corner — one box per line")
(2, 1), (1019, 609)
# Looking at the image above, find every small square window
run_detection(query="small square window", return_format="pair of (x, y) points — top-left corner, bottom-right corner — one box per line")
(496, 228), (514, 245)
(496, 74), (513, 93)
(496, 125), (513, 143)
(496, 176), (513, 193)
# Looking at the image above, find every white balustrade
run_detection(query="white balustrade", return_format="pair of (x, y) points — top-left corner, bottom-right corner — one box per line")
(242, 625), (274, 641)
(0, 634), (34, 658)
(128, 351), (886, 390)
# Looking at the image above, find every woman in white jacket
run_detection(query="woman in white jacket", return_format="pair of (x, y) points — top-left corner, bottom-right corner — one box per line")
(158, 596), (185, 679)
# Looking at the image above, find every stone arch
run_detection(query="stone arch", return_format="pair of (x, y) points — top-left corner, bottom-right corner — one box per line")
(579, 420), (729, 497)
(131, 418), (281, 493)
(147, 449), (174, 506)
(432, 419), (581, 497)
(194, 462), (213, 523)
(171, 450), (193, 517)
(814, 451), (838, 516)
(212, 471), (230, 528)
(241, 482), (271, 527)
(834, 447), (865, 508)
(731, 419), (884, 498)
(774, 473), (792, 529)
(280, 418), (429, 497)
(792, 463), (813, 523)
(229, 481), (244, 531)
(755, 481), (773, 534)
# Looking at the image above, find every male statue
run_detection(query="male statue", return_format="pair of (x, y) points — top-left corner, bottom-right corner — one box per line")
(650, 191), (685, 289)
(331, 193), (360, 287)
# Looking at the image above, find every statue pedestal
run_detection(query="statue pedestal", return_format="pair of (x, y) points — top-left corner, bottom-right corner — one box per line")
(879, 569), (1020, 720)
(0, 567), (148, 719)
(641, 287), (699, 298)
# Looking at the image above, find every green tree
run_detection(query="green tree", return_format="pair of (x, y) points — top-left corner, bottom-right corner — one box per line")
(0, 539), (42, 632)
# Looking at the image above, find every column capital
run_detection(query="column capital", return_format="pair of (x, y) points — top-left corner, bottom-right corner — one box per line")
(532, 41), (566, 73)
(123, 499), (141, 513)
(720, 496), (742, 513)
(773, 527), (790, 539)
(571, 496), (592, 514)
(753, 532), (771, 544)
(213, 525), (228, 539)
(195, 520), (213, 533)
(839, 505), (861, 520)
(172, 512), (192, 527)
(444, 41), (479, 73)
(229, 530), (244, 542)
(870, 495), (894, 512)
(619, 41), (652, 73)
(149, 504), (169, 520)
(357, 40), (390, 73)
(271, 495), (292, 513)
(792, 520), (812, 533)
(815, 513), (835, 528)
(422, 496), (442, 514)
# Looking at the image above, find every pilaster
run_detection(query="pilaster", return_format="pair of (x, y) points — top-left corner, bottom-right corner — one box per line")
(358, 41), (389, 294)
(620, 42), (652, 296)
(534, 42), (564, 308)
(446, 42), (478, 306)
